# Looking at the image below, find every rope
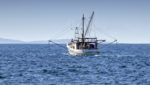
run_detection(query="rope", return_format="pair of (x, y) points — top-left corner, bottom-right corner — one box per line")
(50, 28), (71, 40)
(93, 24), (117, 40)
(48, 40), (67, 50)
(100, 40), (117, 49)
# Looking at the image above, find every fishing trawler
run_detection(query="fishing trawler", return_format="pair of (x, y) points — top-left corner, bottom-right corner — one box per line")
(67, 12), (106, 56)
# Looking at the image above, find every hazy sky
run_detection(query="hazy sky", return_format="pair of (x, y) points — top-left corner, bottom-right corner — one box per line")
(0, 0), (150, 43)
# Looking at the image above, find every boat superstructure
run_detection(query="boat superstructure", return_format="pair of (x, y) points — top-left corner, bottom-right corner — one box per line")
(67, 12), (105, 56)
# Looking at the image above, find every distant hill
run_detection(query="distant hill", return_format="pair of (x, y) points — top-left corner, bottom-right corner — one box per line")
(0, 38), (69, 44)
(0, 38), (25, 44)
(30, 39), (70, 44)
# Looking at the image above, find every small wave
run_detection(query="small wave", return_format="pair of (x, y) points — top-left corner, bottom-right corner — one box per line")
(0, 75), (5, 79)
(63, 53), (71, 56)
(48, 53), (56, 56)
(100, 55), (144, 58)
(94, 54), (101, 56)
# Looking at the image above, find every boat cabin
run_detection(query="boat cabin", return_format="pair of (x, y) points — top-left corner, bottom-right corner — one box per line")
(69, 38), (98, 49)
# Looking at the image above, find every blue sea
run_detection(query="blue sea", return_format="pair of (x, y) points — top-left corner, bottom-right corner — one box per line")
(0, 44), (150, 85)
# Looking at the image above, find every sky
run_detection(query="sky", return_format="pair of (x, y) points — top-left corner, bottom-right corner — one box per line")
(0, 0), (150, 43)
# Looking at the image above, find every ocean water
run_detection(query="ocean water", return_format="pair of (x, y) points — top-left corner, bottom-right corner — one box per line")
(0, 44), (150, 85)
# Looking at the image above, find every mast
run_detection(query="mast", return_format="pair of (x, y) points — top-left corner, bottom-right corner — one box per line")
(82, 14), (85, 45)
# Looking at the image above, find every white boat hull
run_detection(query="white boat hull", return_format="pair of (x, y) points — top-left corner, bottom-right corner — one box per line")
(67, 44), (100, 56)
